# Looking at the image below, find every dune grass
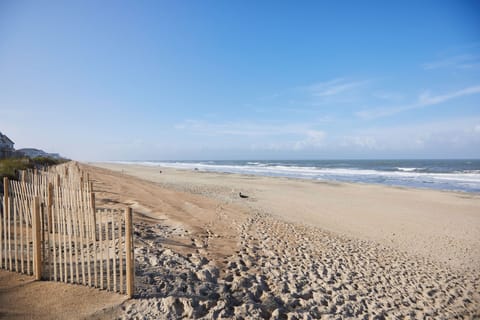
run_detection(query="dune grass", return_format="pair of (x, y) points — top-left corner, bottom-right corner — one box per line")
(0, 157), (68, 181)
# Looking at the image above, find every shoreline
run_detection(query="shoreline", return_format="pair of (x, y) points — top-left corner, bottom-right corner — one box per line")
(6, 161), (473, 318)
(91, 162), (480, 272)
(98, 160), (480, 194)
(168, 166), (480, 196)
(85, 162), (480, 318)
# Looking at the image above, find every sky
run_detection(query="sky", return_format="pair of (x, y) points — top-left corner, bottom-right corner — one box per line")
(0, 0), (479, 160)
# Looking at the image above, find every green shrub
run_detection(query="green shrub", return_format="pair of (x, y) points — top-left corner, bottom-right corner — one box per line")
(31, 156), (68, 167)
(0, 157), (69, 183)
(0, 158), (33, 181)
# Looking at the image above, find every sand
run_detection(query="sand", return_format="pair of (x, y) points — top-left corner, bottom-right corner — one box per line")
(2, 162), (479, 319)
(0, 270), (126, 319)
(94, 163), (480, 272)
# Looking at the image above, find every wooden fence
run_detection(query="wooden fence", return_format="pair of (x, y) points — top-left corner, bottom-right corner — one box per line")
(0, 164), (134, 297)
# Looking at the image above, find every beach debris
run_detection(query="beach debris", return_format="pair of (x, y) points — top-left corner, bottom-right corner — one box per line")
(239, 192), (249, 198)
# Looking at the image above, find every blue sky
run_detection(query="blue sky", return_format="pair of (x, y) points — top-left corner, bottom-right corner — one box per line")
(1, 0), (479, 160)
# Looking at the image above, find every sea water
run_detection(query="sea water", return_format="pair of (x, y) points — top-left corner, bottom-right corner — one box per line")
(113, 159), (480, 193)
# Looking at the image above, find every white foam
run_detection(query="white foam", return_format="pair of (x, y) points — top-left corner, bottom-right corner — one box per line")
(108, 161), (480, 192)
(397, 167), (419, 172)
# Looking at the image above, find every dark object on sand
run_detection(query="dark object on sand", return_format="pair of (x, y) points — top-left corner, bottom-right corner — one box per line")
(239, 192), (248, 199)
(194, 168), (199, 171)
(159, 170), (162, 174)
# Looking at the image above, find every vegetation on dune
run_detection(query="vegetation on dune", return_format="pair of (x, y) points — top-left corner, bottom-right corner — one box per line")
(29, 156), (68, 168)
(0, 158), (32, 180)
(0, 157), (69, 191)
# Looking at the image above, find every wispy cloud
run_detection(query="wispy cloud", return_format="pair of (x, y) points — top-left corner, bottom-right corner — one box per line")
(244, 77), (370, 114)
(371, 91), (404, 102)
(304, 78), (367, 97)
(175, 119), (314, 137)
(356, 85), (480, 120)
(175, 116), (480, 156)
(340, 136), (379, 149)
(294, 130), (326, 150)
(174, 119), (329, 151)
(418, 85), (480, 104)
(339, 117), (480, 153)
(422, 54), (480, 70)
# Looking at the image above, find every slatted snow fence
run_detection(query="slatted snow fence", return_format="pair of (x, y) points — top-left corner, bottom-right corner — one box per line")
(0, 164), (134, 297)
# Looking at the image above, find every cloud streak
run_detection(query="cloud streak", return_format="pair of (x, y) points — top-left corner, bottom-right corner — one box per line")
(339, 117), (480, 153)
(304, 78), (367, 97)
(294, 130), (326, 150)
(422, 54), (480, 70)
(174, 119), (329, 151)
(175, 119), (319, 137)
(357, 85), (480, 120)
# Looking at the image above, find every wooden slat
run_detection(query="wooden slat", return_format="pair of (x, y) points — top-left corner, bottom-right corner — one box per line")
(47, 183), (53, 280)
(11, 182), (18, 271)
(126, 207), (134, 298)
(5, 177), (11, 271)
(59, 185), (66, 279)
(77, 189), (86, 285)
(19, 183), (24, 274)
(91, 192), (98, 287)
(118, 210), (123, 294)
(99, 209), (104, 290)
(33, 197), (41, 280)
(106, 210), (111, 291)
(83, 188), (89, 286)
(24, 192), (31, 275)
(70, 187), (79, 284)
(86, 191), (92, 287)
(69, 187), (76, 283)
(52, 197), (57, 281)
(62, 195), (68, 282)
(0, 194), (3, 269)
(112, 210), (116, 292)
(40, 203), (46, 279)
(3, 196), (6, 271)
(13, 190), (18, 272)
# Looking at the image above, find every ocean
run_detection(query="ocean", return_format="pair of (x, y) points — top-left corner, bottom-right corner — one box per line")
(115, 159), (480, 193)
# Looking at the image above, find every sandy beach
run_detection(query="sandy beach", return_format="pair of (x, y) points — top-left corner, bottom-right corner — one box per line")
(2, 162), (479, 319)
(3, 1), (479, 319)
(90, 162), (480, 319)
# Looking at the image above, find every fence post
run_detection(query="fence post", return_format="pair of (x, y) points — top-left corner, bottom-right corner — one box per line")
(7, 179), (12, 271)
(0, 181), (2, 269)
(1, 177), (8, 269)
(125, 207), (134, 298)
(33, 197), (42, 280)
